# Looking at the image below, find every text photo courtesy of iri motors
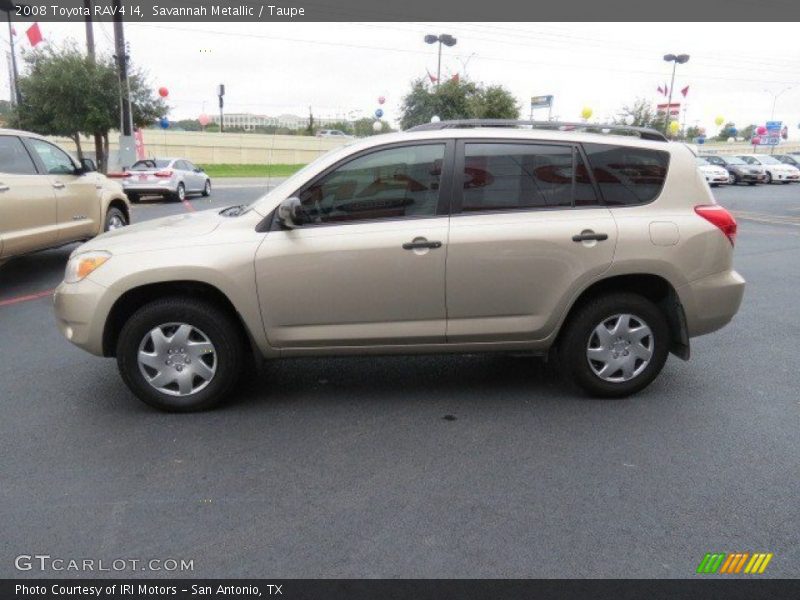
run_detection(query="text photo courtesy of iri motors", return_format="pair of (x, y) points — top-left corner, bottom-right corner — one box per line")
(1, 2), (799, 599)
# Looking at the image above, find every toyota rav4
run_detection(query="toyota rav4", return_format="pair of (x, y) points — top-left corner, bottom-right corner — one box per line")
(53, 120), (745, 411)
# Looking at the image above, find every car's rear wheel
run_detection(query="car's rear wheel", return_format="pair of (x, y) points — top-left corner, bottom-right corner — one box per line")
(202, 179), (211, 197)
(174, 182), (186, 202)
(116, 298), (245, 412)
(104, 207), (127, 232)
(556, 293), (670, 398)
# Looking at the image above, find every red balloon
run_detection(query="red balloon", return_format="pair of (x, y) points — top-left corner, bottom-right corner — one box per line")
(752, 136), (762, 145)
(198, 114), (210, 126)
(378, 96), (386, 105)
(158, 87), (169, 98)
(756, 125), (767, 135)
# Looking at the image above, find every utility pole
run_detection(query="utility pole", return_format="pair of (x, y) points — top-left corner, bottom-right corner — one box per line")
(5, 10), (20, 105)
(83, 0), (106, 171)
(112, 0), (135, 167)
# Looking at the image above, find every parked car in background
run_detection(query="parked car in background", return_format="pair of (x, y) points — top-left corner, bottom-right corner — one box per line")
(695, 157), (730, 187)
(54, 120), (745, 411)
(735, 154), (800, 184)
(701, 154), (765, 185)
(316, 129), (352, 139)
(0, 128), (129, 266)
(118, 158), (211, 203)
(774, 154), (800, 169)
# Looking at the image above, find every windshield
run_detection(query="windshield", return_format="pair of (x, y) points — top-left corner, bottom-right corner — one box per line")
(757, 156), (781, 165)
(724, 156), (746, 165)
(738, 156), (758, 165)
(130, 159), (171, 171)
(695, 157), (711, 166)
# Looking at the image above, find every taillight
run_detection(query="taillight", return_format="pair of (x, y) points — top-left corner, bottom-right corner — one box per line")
(695, 205), (737, 246)
(107, 171), (128, 178)
(154, 170), (173, 178)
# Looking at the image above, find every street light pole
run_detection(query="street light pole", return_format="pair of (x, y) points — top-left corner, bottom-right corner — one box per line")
(424, 33), (457, 90)
(766, 87), (792, 120)
(662, 53), (690, 135)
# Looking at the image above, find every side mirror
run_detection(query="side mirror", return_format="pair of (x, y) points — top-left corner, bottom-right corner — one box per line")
(80, 158), (97, 173)
(277, 197), (304, 229)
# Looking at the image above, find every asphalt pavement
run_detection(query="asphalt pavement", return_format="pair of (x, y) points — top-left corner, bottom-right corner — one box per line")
(1, 180), (798, 578)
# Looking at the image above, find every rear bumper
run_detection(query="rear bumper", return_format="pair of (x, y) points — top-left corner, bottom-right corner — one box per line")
(122, 182), (176, 194)
(677, 270), (745, 338)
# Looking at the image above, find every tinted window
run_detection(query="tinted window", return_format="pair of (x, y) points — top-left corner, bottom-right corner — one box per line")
(297, 144), (445, 224)
(583, 143), (669, 206)
(130, 159), (170, 170)
(28, 139), (76, 175)
(0, 136), (37, 174)
(462, 143), (598, 212)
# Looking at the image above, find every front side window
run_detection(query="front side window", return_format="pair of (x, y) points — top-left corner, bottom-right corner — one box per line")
(296, 144), (445, 224)
(0, 135), (37, 175)
(461, 143), (598, 212)
(583, 143), (669, 206)
(28, 139), (76, 175)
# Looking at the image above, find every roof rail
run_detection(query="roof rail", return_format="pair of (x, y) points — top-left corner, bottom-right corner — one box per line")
(406, 119), (668, 142)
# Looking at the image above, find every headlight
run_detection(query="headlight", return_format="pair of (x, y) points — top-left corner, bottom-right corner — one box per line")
(64, 251), (111, 283)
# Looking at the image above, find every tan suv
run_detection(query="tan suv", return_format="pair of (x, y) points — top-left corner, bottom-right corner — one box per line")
(53, 120), (745, 411)
(0, 129), (130, 265)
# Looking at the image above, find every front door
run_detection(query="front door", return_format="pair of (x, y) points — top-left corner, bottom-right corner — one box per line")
(0, 134), (58, 258)
(26, 138), (100, 242)
(255, 141), (454, 348)
(445, 140), (618, 343)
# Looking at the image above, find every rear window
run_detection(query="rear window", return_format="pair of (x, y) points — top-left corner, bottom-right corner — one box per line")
(130, 159), (170, 170)
(583, 143), (670, 206)
(461, 142), (599, 212)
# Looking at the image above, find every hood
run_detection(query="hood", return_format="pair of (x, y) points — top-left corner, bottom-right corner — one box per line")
(76, 209), (223, 256)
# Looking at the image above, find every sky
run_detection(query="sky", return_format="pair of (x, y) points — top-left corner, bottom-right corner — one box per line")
(3, 21), (800, 136)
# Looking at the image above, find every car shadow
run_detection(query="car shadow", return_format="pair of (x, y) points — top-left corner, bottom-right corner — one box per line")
(0, 243), (78, 299)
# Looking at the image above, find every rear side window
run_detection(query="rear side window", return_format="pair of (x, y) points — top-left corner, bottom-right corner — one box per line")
(583, 143), (670, 206)
(461, 143), (599, 212)
(0, 135), (37, 174)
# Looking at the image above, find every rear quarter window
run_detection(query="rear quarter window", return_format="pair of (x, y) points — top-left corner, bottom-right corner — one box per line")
(583, 143), (670, 206)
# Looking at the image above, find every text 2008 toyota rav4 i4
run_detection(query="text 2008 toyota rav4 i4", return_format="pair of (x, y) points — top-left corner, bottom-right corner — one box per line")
(54, 121), (745, 411)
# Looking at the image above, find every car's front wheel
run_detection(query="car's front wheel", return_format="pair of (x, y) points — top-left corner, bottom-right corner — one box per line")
(556, 293), (670, 398)
(765, 172), (773, 184)
(202, 179), (211, 197)
(116, 298), (245, 411)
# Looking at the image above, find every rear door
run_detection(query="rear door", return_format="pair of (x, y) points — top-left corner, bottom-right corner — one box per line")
(0, 134), (58, 258)
(445, 140), (617, 343)
(25, 138), (99, 242)
(183, 160), (204, 191)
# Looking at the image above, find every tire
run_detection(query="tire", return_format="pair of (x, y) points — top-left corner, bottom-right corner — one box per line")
(127, 193), (140, 203)
(201, 179), (211, 197)
(747, 182), (757, 186)
(104, 206), (127, 232)
(173, 182), (186, 202)
(116, 297), (245, 412)
(765, 172), (773, 184)
(729, 172), (739, 185)
(555, 293), (670, 398)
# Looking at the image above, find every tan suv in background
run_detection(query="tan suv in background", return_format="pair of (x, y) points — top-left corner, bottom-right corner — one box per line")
(53, 120), (745, 411)
(0, 129), (130, 265)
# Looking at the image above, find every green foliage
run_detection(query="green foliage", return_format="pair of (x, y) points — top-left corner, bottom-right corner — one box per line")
(14, 41), (167, 160)
(611, 98), (667, 131)
(198, 163), (304, 178)
(716, 121), (737, 141)
(352, 118), (393, 137)
(399, 78), (519, 129)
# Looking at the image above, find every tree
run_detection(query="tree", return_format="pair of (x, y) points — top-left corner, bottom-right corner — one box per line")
(612, 98), (667, 131)
(399, 77), (519, 130)
(14, 42), (166, 171)
(716, 122), (737, 142)
(352, 118), (393, 137)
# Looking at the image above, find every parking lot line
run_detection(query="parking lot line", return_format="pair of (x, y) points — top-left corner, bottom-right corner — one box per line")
(0, 288), (55, 308)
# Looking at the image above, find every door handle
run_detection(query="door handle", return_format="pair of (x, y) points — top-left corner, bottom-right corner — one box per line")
(572, 232), (608, 242)
(402, 240), (442, 250)
(52, 181), (66, 190)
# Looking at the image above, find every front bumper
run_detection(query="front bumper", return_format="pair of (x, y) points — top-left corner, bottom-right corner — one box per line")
(678, 270), (745, 338)
(53, 278), (109, 356)
(771, 172), (800, 182)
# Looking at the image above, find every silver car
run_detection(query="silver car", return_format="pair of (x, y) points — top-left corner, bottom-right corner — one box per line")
(120, 157), (211, 203)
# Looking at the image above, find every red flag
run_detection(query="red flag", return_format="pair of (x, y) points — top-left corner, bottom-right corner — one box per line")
(26, 23), (43, 47)
(451, 73), (459, 83)
(426, 69), (437, 83)
(681, 85), (690, 97)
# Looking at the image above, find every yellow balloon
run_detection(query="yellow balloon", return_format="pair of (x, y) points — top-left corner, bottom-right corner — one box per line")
(715, 116), (725, 126)
(581, 106), (593, 120)
(669, 121), (680, 133)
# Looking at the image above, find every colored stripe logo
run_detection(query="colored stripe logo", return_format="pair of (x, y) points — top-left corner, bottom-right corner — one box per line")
(696, 552), (773, 574)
